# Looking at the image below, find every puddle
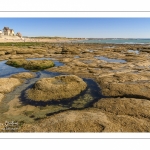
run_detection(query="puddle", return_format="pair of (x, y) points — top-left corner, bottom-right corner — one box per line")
(95, 56), (126, 63)
(82, 49), (96, 53)
(128, 50), (139, 54)
(74, 56), (80, 58)
(87, 49), (94, 53)
(82, 60), (93, 64)
(103, 46), (115, 49)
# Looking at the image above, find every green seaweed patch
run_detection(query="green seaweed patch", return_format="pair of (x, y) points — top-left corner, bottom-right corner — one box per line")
(6, 59), (55, 70)
(6, 59), (26, 68)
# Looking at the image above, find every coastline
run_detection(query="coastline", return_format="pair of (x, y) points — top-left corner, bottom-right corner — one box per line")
(0, 36), (84, 43)
(0, 41), (150, 132)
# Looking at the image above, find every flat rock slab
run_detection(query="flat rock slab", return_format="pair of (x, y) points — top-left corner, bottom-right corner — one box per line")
(19, 107), (150, 132)
(0, 93), (4, 103)
(93, 98), (150, 119)
(19, 108), (112, 132)
(97, 72), (150, 99)
(0, 78), (22, 93)
(25, 75), (87, 101)
(11, 72), (35, 79)
(6, 59), (55, 70)
(101, 82), (150, 99)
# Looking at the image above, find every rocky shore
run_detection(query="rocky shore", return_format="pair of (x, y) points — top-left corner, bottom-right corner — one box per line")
(0, 42), (150, 132)
(6, 59), (55, 70)
(26, 75), (87, 101)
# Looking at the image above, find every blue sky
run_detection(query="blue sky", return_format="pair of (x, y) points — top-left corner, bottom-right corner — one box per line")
(0, 18), (150, 38)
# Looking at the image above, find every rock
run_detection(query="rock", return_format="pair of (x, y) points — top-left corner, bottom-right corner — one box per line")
(0, 51), (5, 56)
(97, 72), (150, 99)
(60, 58), (73, 63)
(6, 59), (55, 70)
(101, 82), (150, 99)
(141, 49), (150, 53)
(0, 93), (4, 102)
(136, 60), (150, 67)
(16, 49), (35, 54)
(93, 98), (150, 119)
(9, 55), (24, 59)
(19, 108), (111, 132)
(102, 82), (150, 99)
(0, 78), (22, 93)
(25, 75), (87, 101)
(61, 46), (80, 54)
(6, 59), (26, 67)
(19, 107), (150, 132)
(72, 60), (87, 67)
(11, 72), (35, 79)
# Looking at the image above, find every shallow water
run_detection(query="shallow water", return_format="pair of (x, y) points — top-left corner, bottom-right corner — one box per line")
(0, 60), (27, 78)
(0, 58), (64, 78)
(87, 49), (94, 52)
(74, 56), (80, 58)
(95, 56), (126, 63)
(27, 57), (64, 67)
(74, 38), (150, 44)
(82, 60), (93, 64)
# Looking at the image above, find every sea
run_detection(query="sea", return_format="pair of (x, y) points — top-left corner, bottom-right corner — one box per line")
(75, 38), (150, 44)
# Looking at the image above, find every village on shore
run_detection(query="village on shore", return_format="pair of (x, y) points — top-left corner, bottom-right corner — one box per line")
(0, 27), (22, 37)
(0, 27), (84, 43)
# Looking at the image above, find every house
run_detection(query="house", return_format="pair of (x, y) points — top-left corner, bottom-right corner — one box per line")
(16, 32), (22, 38)
(3, 27), (15, 36)
(0, 30), (2, 36)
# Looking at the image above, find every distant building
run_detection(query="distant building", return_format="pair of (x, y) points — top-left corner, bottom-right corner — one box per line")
(0, 30), (2, 36)
(3, 27), (15, 36)
(0, 27), (22, 37)
(16, 32), (22, 38)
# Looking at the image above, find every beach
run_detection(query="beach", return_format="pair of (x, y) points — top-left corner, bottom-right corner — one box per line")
(0, 40), (150, 132)
(0, 35), (83, 43)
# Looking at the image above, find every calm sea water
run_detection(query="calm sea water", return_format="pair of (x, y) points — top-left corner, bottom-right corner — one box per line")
(76, 39), (150, 44)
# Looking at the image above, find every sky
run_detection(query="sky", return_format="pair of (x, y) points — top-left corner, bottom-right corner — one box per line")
(0, 18), (150, 38)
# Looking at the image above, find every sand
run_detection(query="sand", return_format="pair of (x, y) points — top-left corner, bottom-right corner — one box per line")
(0, 35), (82, 43)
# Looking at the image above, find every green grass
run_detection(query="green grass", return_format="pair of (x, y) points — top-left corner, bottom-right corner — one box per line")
(0, 42), (47, 47)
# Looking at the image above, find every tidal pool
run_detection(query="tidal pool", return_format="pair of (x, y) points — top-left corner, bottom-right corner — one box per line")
(0, 58), (105, 126)
(95, 56), (126, 63)
(74, 56), (80, 58)
(0, 70), (105, 124)
(82, 60), (93, 64)
(0, 58), (64, 77)
(0, 60), (27, 78)
(87, 49), (94, 52)
(128, 50), (139, 54)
